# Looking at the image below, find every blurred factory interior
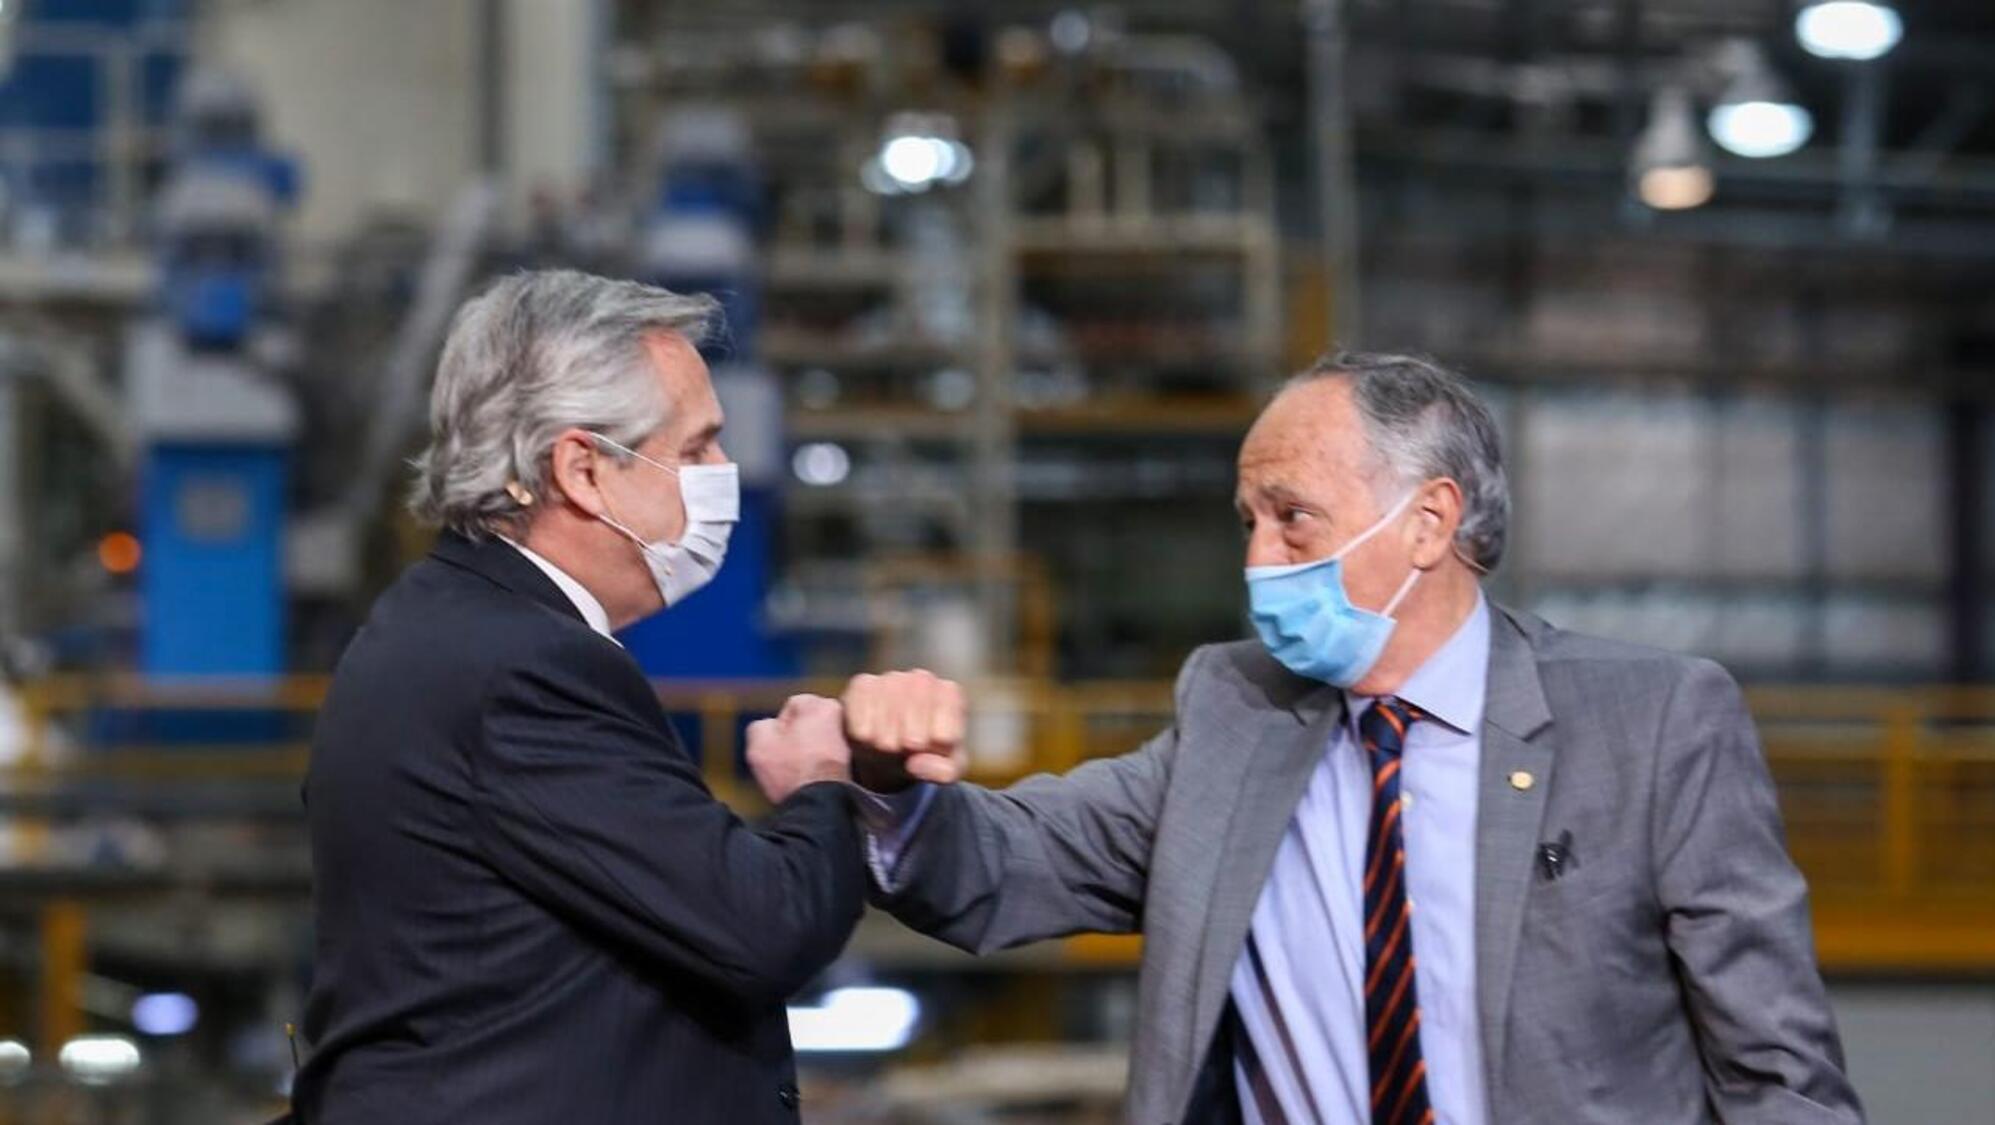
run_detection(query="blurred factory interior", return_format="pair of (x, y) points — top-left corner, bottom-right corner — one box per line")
(0, 0), (1989, 1120)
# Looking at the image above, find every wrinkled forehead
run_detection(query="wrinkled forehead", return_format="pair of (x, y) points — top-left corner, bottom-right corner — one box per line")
(1237, 379), (1374, 490)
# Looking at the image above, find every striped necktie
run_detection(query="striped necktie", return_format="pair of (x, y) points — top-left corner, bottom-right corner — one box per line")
(1360, 696), (1433, 1125)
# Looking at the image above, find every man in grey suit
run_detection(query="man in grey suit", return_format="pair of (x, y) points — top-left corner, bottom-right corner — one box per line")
(812, 352), (1862, 1124)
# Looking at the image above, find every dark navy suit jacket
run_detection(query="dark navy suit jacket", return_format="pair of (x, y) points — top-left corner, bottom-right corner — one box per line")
(291, 531), (864, 1123)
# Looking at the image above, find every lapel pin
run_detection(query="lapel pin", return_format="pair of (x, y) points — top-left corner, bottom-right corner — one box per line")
(1508, 770), (1535, 791)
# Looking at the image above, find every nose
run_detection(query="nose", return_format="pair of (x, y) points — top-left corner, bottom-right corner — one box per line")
(703, 441), (730, 466)
(1244, 523), (1289, 569)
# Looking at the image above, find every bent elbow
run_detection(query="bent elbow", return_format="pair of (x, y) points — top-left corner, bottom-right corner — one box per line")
(733, 898), (865, 1006)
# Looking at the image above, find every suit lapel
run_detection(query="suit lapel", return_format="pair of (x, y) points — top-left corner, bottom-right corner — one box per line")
(1474, 608), (1557, 1080)
(1189, 681), (1345, 1050)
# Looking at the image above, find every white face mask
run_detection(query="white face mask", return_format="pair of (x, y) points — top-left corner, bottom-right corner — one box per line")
(590, 435), (739, 608)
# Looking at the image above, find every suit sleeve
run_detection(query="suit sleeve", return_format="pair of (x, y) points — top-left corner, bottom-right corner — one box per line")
(870, 647), (1205, 954)
(465, 629), (865, 1008)
(1653, 658), (1864, 1123)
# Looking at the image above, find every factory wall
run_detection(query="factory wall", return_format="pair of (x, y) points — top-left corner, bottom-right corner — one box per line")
(502, 0), (606, 211)
(202, 0), (481, 243)
(199, 0), (605, 245)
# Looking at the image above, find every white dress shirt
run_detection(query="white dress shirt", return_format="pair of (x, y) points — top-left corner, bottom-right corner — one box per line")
(501, 538), (617, 643)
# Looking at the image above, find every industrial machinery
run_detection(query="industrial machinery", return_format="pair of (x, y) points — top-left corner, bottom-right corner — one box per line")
(624, 108), (797, 681)
(126, 67), (299, 676)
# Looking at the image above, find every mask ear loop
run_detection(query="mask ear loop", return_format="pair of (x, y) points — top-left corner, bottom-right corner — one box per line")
(1330, 489), (1420, 563)
(1381, 565), (1423, 617)
(1339, 483), (1491, 615)
(1326, 488), (1424, 618)
(590, 432), (681, 477)
(1383, 538), (1488, 618)
(602, 513), (679, 581)
(588, 433), (683, 578)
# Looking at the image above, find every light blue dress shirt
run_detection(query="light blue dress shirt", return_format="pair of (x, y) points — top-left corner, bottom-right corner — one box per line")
(1230, 594), (1490, 1125)
(864, 597), (1492, 1124)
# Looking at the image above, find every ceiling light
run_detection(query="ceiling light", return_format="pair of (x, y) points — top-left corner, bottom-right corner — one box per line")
(792, 443), (851, 487)
(1632, 86), (1714, 210)
(59, 1036), (141, 1084)
(880, 135), (945, 188)
(1796, 1), (1902, 61)
(864, 114), (974, 195)
(1708, 101), (1812, 158)
(1707, 41), (1813, 158)
(0, 1040), (29, 1082)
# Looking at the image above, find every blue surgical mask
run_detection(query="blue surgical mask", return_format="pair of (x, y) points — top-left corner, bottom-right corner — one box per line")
(1245, 491), (1422, 687)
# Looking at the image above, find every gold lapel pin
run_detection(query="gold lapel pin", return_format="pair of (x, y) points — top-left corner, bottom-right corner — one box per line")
(1508, 770), (1535, 791)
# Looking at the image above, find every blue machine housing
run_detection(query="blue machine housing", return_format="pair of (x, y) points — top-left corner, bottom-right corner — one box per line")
(622, 112), (796, 687)
(139, 443), (289, 675)
(156, 150), (297, 349)
(131, 67), (301, 679)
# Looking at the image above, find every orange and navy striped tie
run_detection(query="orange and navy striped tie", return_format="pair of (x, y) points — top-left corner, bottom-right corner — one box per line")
(1360, 697), (1433, 1125)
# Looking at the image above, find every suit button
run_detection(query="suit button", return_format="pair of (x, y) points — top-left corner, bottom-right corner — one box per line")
(777, 1083), (800, 1110)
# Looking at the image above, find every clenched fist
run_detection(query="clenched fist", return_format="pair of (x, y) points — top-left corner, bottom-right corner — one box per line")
(842, 669), (967, 792)
(746, 693), (850, 804)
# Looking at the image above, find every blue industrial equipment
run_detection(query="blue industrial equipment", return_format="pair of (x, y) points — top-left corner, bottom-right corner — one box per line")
(156, 68), (298, 350)
(624, 109), (795, 682)
(129, 68), (299, 677)
(0, 0), (191, 243)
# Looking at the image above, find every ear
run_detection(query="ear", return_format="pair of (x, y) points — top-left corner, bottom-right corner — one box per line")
(1409, 477), (1465, 569)
(546, 429), (613, 519)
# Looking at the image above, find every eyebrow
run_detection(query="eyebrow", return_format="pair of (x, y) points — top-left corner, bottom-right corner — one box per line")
(686, 421), (723, 447)
(1235, 482), (1303, 517)
(1259, 483), (1308, 508)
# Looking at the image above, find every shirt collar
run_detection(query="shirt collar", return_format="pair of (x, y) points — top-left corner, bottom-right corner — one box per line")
(1347, 591), (1490, 735)
(500, 537), (617, 643)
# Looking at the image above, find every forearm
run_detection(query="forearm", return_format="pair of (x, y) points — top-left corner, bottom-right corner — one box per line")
(730, 781), (868, 1000)
(860, 650), (1192, 956)
(871, 773), (1150, 954)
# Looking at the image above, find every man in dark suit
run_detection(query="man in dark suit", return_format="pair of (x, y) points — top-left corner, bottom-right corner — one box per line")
(292, 270), (864, 1124)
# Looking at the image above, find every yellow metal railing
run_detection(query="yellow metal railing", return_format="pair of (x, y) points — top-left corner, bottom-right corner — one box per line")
(1746, 687), (1995, 970)
(2, 677), (1993, 990)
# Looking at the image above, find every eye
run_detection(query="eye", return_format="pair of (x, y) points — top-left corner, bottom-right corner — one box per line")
(1278, 505), (1309, 526)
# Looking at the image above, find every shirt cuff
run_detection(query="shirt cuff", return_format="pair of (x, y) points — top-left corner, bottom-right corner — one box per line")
(847, 781), (935, 892)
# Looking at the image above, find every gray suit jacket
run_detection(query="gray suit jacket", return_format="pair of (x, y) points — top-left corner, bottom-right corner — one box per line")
(875, 605), (1862, 1124)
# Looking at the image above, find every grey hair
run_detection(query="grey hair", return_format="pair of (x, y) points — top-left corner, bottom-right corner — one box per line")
(409, 269), (720, 539)
(1288, 351), (1510, 572)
